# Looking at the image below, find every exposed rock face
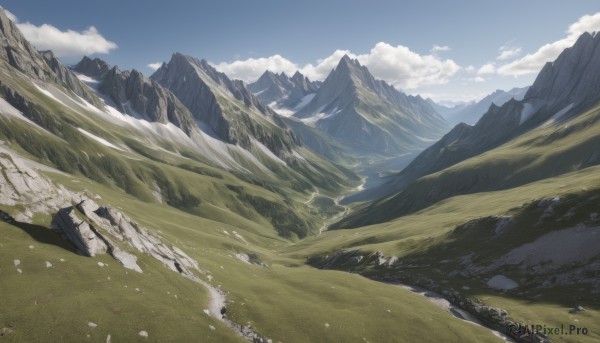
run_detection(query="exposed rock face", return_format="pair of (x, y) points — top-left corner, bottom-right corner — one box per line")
(72, 56), (111, 79)
(53, 206), (109, 257)
(151, 53), (299, 157)
(248, 70), (320, 110)
(0, 8), (102, 106)
(294, 55), (449, 155)
(93, 205), (200, 275)
(0, 151), (73, 221)
(526, 32), (600, 109)
(39, 51), (102, 106)
(72, 57), (196, 135)
(0, 8), (51, 80)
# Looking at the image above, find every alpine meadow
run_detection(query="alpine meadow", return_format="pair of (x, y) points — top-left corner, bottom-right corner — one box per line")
(1, 2), (600, 342)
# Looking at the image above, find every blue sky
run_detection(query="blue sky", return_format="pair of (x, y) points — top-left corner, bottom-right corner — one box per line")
(2, 1), (600, 102)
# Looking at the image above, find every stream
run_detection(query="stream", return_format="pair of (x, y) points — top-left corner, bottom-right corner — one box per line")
(394, 283), (514, 342)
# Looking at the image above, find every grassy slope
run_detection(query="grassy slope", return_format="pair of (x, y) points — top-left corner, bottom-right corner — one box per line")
(0, 168), (502, 343)
(282, 166), (600, 343)
(1, 54), (599, 342)
(0, 63), (503, 342)
(336, 99), (600, 229)
(0, 64), (361, 238)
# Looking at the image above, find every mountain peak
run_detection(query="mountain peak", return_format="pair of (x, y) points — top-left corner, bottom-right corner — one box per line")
(339, 54), (354, 64)
(525, 31), (600, 107)
(73, 56), (111, 78)
(291, 70), (304, 81)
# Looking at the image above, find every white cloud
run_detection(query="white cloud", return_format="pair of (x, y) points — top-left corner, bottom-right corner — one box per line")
(498, 12), (600, 76)
(214, 42), (460, 89)
(17, 23), (117, 57)
(430, 45), (450, 53)
(300, 49), (355, 81)
(147, 62), (162, 71)
(497, 46), (521, 60)
(5, 10), (117, 58)
(213, 54), (299, 82)
(477, 63), (496, 75)
(464, 65), (476, 74)
(355, 42), (460, 89)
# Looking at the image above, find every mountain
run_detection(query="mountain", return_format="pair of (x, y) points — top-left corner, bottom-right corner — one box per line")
(336, 31), (600, 228)
(0, 10), (101, 107)
(293, 55), (450, 156)
(445, 87), (529, 125)
(248, 70), (320, 115)
(151, 53), (301, 158)
(426, 98), (472, 119)
(72, 56), (196, 134)
(402, 32), (600, 185)
(2, 7), (600, 343)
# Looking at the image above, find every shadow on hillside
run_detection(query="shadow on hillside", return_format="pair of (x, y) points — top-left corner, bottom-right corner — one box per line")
(7, 220), (79, 255)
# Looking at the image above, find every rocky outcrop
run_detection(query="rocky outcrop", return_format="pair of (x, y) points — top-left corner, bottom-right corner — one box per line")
(0, 141), (272, 342)
(151, 53), (300, 157)
(53, 206), (109, 257)
(92, 204), (199, 275)
(311, 249), (550, 343)
(72, 57), (196, 135)
(0, 150), (73, 221)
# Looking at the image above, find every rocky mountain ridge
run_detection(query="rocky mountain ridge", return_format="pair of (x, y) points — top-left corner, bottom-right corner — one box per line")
(0, 9), (102, 107)
(151, 53), (300, 157)
(72, 56), (197, 134)
(386, 31), (600, 192)
(248, 70), (320, 112)
(293, 55), (449, 156)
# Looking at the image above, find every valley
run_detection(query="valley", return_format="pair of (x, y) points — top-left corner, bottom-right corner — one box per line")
(1, 5), (600, 343)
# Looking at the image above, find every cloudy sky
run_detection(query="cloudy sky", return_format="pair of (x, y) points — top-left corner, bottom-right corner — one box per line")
(3, 1), (600, 103)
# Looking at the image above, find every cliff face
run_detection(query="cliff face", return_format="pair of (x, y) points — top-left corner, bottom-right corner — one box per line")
(73, 57), (196, 134)
(0, 9), (102, 106)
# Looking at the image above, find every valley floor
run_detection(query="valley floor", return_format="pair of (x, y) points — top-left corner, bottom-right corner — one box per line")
(1, 147), (599, 343)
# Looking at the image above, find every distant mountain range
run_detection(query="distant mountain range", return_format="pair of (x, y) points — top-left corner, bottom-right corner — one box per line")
(336, 31), (600, 228)
(248, 70), (320, 116)
(250, 55), (450, 160)
(3, 7), (600, 343)
(428, 87), (529, 125)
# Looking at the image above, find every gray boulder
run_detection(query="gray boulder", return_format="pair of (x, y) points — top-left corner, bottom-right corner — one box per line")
(53, 206), (108, 257)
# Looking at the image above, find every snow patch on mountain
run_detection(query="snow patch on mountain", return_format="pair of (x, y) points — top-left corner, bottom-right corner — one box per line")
(268, 101), (294, 117)
(77, 128), (124, 151)
(252, 139), (286, 165)
(541, 103), (575, 127)
(73, 72), (100, 85)
(293, 93), (316, 112)
(0, 97), (42, 128)
(519, 102), (536, 125)
(33, 84), (69, 107)
(301, 106), (340, 126)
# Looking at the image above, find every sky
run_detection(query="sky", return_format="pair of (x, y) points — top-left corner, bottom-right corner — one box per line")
(2, 1), (600, 103)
